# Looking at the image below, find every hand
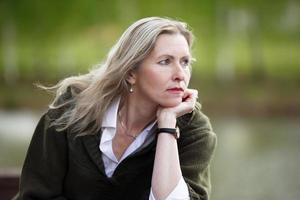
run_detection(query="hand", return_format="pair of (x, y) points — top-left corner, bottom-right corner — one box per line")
(156, 89), (198, 128)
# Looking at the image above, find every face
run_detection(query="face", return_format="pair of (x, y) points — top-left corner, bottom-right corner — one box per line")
(129, 33), (192, 107)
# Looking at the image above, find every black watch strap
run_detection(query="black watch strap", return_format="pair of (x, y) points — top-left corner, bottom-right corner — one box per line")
(157, 128), (177, 134)
(157, 127), (180, 139)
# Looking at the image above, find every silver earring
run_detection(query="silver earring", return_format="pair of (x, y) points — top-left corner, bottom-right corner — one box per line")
(129, 85), (134, 93)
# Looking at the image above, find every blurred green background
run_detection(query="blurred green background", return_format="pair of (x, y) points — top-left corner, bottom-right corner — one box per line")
(0, 0), (299, 199)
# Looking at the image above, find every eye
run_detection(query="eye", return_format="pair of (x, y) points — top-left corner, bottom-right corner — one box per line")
(180, 58), (190, 68)
(158, 58), (170, 65)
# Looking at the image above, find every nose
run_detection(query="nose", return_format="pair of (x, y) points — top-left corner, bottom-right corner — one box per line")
(172, 62), (185, 82)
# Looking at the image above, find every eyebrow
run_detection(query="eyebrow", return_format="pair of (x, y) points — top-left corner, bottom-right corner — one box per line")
(157, 54), (191, 60)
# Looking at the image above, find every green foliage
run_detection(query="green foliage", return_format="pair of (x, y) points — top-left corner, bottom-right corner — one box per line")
(0, 0), (299, 84)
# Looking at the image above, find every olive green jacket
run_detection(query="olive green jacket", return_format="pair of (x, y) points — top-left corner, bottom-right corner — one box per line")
(14, 91), (217, 200)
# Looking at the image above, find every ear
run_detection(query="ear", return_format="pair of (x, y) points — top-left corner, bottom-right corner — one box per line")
(126, 70), (137, 85)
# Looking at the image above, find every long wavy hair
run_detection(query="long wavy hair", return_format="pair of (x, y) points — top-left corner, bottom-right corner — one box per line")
(43, 16), (194, 136)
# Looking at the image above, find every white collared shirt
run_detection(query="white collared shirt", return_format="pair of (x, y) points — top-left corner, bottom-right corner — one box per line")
(100, 98), (190, 200)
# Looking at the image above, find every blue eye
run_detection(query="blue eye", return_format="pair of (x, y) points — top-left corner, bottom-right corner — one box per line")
(181, 59), (190, 68)
(158, 59), (170, 65)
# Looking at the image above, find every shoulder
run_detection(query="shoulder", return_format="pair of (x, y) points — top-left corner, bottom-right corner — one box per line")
(177, 102), (212, 132)
(177, 102), (217, 147)
(177, 103), (217, 169)
(46, 86), (77, 120)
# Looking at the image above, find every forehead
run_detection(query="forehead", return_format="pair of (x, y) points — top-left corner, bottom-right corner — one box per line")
(149, 33), (190, 58)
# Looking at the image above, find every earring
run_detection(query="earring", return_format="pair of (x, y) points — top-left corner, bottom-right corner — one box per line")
(129, 84), (134, 93)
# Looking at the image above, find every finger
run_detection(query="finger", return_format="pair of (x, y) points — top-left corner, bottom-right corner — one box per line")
(184, 89), (198, 102)
(185, 89), (198, 112)
(189, 89), (198, 99)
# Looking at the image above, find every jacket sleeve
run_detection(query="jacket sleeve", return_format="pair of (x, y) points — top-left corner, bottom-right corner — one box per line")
(177, 102), (217, 200)
(14, 111), (69, 200)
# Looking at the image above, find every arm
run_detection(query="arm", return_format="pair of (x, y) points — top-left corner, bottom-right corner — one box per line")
(14, 111), (68, 200)
(149, 177), (189, 200)
(150, 105), (216, 200)
(151, 111), (183, 200)
(151, 89), (199, 200)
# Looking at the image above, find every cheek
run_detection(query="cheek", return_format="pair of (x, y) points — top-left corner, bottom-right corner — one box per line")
(139, 69), (168, 90)
(144, 80), (165, 99)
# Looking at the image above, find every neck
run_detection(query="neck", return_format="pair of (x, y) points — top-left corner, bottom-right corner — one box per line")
(119, 94), (157, 131)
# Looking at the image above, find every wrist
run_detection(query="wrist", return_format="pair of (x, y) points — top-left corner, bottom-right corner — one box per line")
(157, 112), (176, 128)
(157, 127), (180, 139)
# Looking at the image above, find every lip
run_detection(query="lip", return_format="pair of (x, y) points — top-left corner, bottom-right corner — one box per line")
(167, 87), (184, 94)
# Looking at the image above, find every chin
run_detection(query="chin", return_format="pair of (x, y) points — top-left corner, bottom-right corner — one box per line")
(159, 98), (182, 107)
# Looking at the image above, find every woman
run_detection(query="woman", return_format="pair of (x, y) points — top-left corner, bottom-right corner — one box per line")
(14, 17), (217, 200)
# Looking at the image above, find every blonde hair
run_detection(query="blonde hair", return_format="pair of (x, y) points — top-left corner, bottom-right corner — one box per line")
(44, 16), (194, 136)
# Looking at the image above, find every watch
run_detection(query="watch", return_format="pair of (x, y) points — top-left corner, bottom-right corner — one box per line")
(157, 126), (180, 139)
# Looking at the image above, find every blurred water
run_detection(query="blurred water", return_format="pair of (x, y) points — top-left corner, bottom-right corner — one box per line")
(211, 117), (300, 200)
(0, 110), (40, 169)
(0, 111), (299, 199)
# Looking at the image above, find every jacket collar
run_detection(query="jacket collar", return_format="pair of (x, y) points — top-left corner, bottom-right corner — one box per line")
(81, 131), (107, 176)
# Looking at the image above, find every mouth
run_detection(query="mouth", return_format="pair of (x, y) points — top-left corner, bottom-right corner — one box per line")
(166, 87), (184, 94)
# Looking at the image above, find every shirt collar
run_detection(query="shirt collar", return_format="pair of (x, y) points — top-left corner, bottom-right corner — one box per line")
(101, 97), (120, 128)
(145, 120), (157, 132)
